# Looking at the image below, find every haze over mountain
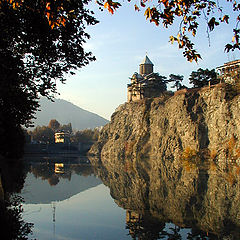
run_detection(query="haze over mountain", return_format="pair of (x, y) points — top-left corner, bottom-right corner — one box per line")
(32, 98), (109, 130)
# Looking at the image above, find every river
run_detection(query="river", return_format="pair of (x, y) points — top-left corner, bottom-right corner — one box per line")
(1, 154), (240, 239)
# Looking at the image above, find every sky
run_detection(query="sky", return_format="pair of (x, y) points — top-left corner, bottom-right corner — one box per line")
(57, 1), (240, 120)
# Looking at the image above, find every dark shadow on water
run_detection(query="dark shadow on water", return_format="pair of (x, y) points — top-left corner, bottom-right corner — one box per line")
(0, 157), (33, 240)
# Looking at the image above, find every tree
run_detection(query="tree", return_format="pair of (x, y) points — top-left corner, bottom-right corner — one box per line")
(48, 119), (60, 131)
(189, 68), (218, 88)
(147, 73), (167, 92)
(31, 126), (55, 143)
(71, 128), (100, 143)
(60, 123), (73, 134)
(168, 74), (185, 90)
(0, 0), (98, 157)
(97, 0), (240, 62)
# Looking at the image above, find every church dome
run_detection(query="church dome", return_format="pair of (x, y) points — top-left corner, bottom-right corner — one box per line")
(139, 55), (154, 75)
(141, 55), (154, 65)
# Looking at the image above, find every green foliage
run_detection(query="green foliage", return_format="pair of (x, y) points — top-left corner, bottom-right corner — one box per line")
(31, 126), (55, 143)
(60, 123), (73, 134)
(30, 120), (73, 143)
(0, 0), (98, 125)
(189, 68), (219, 88)
(168, 74), (186, 90)
(0, 0), (98, 156)
(71, 128), (100, 143)
(148, 73), (167, 92)
(150, 73), (167, 92)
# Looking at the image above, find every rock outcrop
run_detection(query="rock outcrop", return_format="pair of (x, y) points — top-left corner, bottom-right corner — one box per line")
(89, 84), (240, 163)
(89, 84), (240, 238)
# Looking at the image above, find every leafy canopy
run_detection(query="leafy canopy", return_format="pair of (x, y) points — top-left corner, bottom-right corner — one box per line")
(48, 119), (60, 131)
(97, 0), (240, 62)
(0, 0), (98, 127)
(0, 0), (98, 157)
(189, 68), (218, 88)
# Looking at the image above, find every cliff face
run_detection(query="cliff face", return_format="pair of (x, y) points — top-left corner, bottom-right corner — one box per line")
(90, 85), (240, 162)
(89, 85), (240, 237)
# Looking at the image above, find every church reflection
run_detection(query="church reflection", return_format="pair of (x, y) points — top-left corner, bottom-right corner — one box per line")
(92, 155), (240, 240)
(125, 210), (218, 240)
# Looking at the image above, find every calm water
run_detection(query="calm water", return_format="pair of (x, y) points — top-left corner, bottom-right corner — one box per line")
(3, 155), (238, 239)
(21, 163), (129, 240)
(20, 161), (194, 240)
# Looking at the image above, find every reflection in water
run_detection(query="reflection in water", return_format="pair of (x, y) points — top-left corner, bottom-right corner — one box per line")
(20, 157), (131, 239)
(0, 157), (33, 239)
(0, 194), (33, 240)
(3, 153), (240, 239)
(125, 210), (216, 240)
(91, 154), (240, 240)
(54, 163), (64, 174)
(21, 160), (101, 204)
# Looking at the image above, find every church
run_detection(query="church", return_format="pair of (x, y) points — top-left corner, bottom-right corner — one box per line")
(127, 55), (167, 102)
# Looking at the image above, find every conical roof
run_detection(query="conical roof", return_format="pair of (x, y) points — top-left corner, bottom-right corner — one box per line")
(140, 55), (154, 65)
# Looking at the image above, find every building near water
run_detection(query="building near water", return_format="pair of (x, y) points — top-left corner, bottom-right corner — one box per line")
(55, 132), (70, 143)
(127, 55), (167, 102)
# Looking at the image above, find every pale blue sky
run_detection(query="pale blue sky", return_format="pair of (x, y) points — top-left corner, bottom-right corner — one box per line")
(57, 1), (240, 120)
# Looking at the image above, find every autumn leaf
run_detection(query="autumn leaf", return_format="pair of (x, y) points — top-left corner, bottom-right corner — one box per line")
(103, 0), (121, 14)
(225, 44), (233, 52)
(111, 1), (121, 9)
(104, 2), (114, 14)
(150, 19), (159, 26)
(140, 1), (146, 7)
(208, 17), (219, 31)
(144, 7), (151, 19)
(134, 4), (140, 11)
(222, 15), (229, 24)
(169, 35), (175, 44)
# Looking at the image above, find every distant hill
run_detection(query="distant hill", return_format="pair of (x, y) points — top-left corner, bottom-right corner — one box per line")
(32, 98), (109, 130)
(21, 172), (102, 204)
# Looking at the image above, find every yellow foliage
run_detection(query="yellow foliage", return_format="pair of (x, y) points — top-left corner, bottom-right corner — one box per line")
(209, 149), (217, 160)
(209, 161), (217, 171)
(235, 165), (240, 175)
(103, 0), (121, 14)
(236, 148), (240, 158)
(225, 173), (236, 186)
(227, 135), (236, 151)
(181, 147), (197, 161)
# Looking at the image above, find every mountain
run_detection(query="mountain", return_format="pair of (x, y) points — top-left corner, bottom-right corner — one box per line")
(21, 172), (102, 204)
(32, 98), (109, 130)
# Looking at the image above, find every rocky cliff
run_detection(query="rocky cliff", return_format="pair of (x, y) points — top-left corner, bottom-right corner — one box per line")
(89, 84), (240, 237)
(89, 84), (240, 163)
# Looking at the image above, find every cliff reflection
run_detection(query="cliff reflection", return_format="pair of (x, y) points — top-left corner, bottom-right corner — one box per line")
(91, 155), (240, 239)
